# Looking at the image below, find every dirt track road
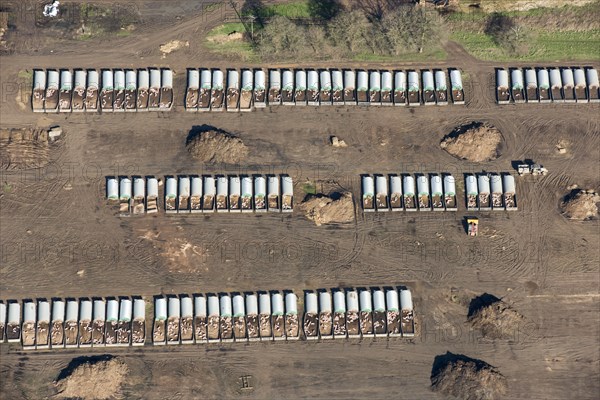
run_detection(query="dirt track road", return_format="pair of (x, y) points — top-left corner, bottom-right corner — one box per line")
(1, 1), (599, 399)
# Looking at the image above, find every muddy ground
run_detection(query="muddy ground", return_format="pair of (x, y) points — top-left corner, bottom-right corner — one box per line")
(0, 1), (599, 399)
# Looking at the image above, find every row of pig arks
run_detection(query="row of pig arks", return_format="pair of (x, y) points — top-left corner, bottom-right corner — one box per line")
(107, 175), (294, 216)
(0, 298), (146, 349)
(185, 68), (465, 112)
(32, 68), (174, 113)
(496, 66), (599, 104)
(465, 173), (517, 211)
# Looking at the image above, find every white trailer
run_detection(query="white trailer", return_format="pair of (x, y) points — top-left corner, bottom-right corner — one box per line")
(320, 70), (332, 104)
(331, 69), (344, 104)
(285, 292), (299, 340)
(240, 69), (254, 111)
(59, 69), (73, 112)
(107, 177), (119, 205)
(100, 69), (114, 112)
(375, 175), (389, 211)
(35, 300), (50, 349)
(0, 302), (4, 342)
(318, 291), (333, 339)
(573, 68), (587, 102)
(146, 177), (159, 214)
(272, 292), (285, 341)
(549, 68), (563, 102)
(117, 298), (132, 346)
(394, 71), (407, 106)
(186, 69), (200, 111)
(216, 176), (229, 212)
(119, 177), (132, 216)
(254, 69), (267, 108)
(294, 70), (307, 105)
(211, 69), (225, 111)
(357, 70), (369, 105)
(105, 299), (119, 346)
(124, 69), (137, 111)
(282, 70), (294, 105)
(561, 68), (576, 102)
(282, 176), (293, 213)
(537, 68), (551, 102)
(167, 297), (181, 344)
(6, 302), (21, 343)
(226, 69), (240, 111)
(369, 70), (381, 105)
(45, 70), (60, 112)
(372, 289), (387, 336)
(254, 176), (267, 212)
(386, 289), (401, 337)
(219, 295), (234, 342)
(362, 175), (375, 212)
(403, 175), (417, 211)
(246, 294), (260, 341)
(422, 70), (435, 105)
(346, 289), (360, 338)
(194, 295), (208, 343)
(232, 294), (247, 341)
(207, 294), (220, 342)
(343, 70), (356, 104)
(496, 69), (510, 104)
(503, 174), (518, 210)
(400, 289), (415, 337)
(407, 71), (420, 106)
(417, 175), (431, 211)
(307, 70), (320, 105)
(430, 174), (444, 211)
(50, 300), (65, 348)
(199, 69), (212, 111)
(443, 175), (458, 211)
(390, 175), (403, 211)
(132, 177), (146, 215)
(490, 174), (504, 210)
(525, 68), (538, 102)
(202, 176), (216, 212)
(65, 300), (79, 348)
(32, 69), (46, 112)
(303, 291), (319, 340)
(113, 69), (125, 111)
(92, 299), (106, 346)
(511, 68), (525, 103)
(148, 68), (161, 110)
(136, 69), (149, 111)
(190, 176), (202, 213)
(465, 174), (478, 210)
(267, 175), (280, 212)
(586, 68), (600, 102)
(153, 297), (167, 345)
(268, 69), (282, 105)
(132, 298), (145, 346)
(332, 290), (347, 338)
(241, 176), (253, 212)
(449, 69), (464, 104)
(259, 292), (272, 340)
(229, 176), (241, 212)
(78, 299), (93, 347)
(359, 289), (374, 336)
(434, 70), (448, 105)
(159, 69), (173, 111)
(22, 301), (36, 349)
(381, 71), (393, 105)
(478, 174), (491, 210)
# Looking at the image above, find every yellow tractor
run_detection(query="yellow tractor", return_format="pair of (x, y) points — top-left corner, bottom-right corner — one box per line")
(467, 218), (479, 237)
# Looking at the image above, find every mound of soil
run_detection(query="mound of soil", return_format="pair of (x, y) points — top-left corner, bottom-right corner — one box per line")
(441, 122), (502, 162)
(468, 294), (524, 339)
(186, 129), (248, 164)
(431, 352), (507, 400)
(299, 192), (355, 226)
(560, 189), (599, 221)
(55, 357), (129, 400)
(0, 128), (52, 170)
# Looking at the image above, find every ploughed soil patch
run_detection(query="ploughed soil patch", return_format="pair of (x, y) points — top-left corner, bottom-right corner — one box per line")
(299, 191), (355, 226)
(440, 122), (503, 162)
(431, 352), (507, 400)
(54, 355), (129, 400)
(0, 127), (57, 170)
(186, 126), (248, 164)
(560, 189), (599, 221)
(467, 293), (525, 340)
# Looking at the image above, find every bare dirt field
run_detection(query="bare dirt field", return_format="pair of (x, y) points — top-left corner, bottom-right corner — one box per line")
(0, 1), (599, 399)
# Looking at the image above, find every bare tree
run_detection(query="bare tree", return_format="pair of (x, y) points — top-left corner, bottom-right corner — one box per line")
(381, 5), (445, 54)
(485, 13), (529, 53)
(308, 0), (344, 20)
(327, 10), (371, 55)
